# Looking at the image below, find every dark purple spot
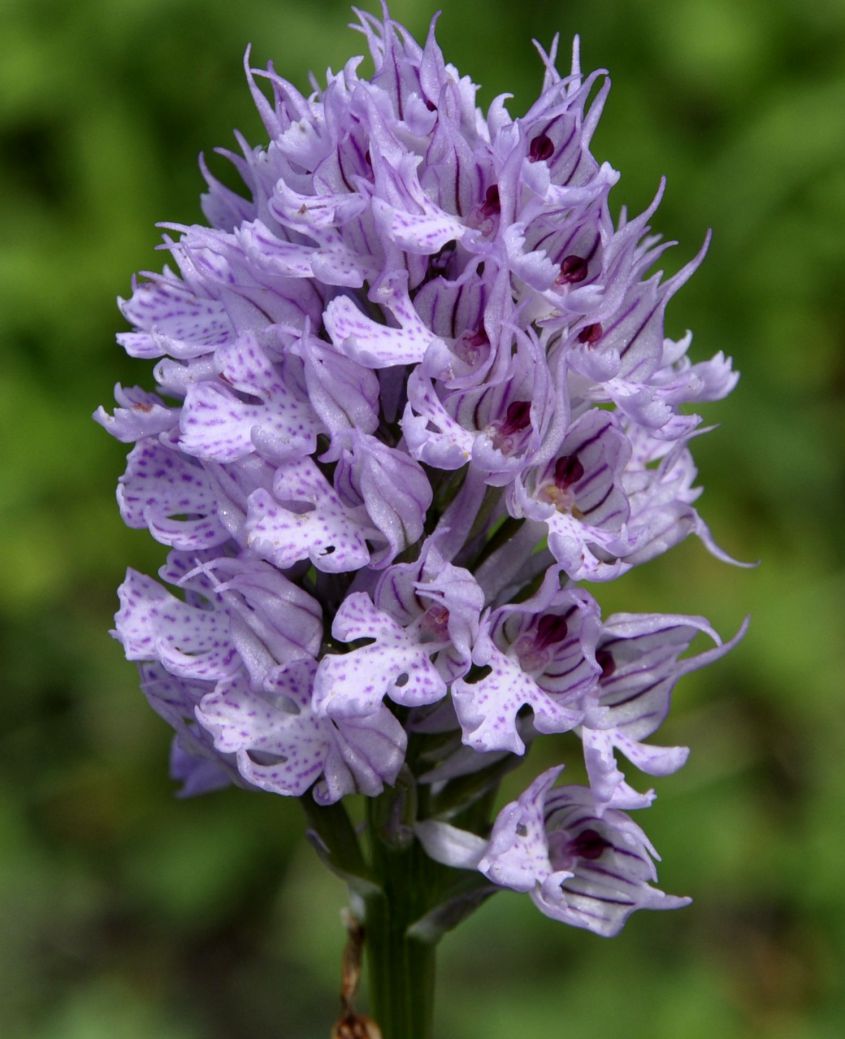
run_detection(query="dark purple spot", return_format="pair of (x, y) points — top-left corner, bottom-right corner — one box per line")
(424, 98), (437, 112)
(480, 184), (500, 219)
(569, 828), (610, 861)
(534, 613), (569, 650)
(529, 133), (554, 163)
(554, 454), (584, 490)
(498, 400), (532, 437)
(596, 648), (615, 680)
(557, 255), (589, 285)
(577, 322), (603, 345)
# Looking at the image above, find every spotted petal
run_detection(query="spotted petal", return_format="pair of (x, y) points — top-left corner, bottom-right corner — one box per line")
(245, 459), (370, 573)
(313, 592), (447, 717)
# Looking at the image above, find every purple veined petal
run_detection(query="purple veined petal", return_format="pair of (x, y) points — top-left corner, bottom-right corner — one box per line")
(197, 661), (332, 797)
(405, 329), (552, 482)
(544, 410), (630, 525)
(323, 284), (437, 369)
(621, 435), (755, 570)
(235, 219), (315, 278)
(269, 179), (370, 232)
(178, 553), (323, 686)
(580, 613), (747, 805)
(364, 540), (485, 681)
(478, 769), (689, 936)
(117, 439), (230, 550)
(452, 637), (583, 755)
(371, 165), (467, 255)
(332, 431), (433, 567)
(413, 260), (508, 389)
(199, 150), (256, 232)
(117, 267), (235, 360)
(413, 566), (486, 680)
(452, 579), (598, 753)
(292, 331), (380, 435)
(478, 766), (564, 891)
(114, 569), (240, 682)
(419, 91), (489, 219)
(93, 384), (178, 443)
(401, 367), (475, 469)
(313, 592), (448, 717)
(591, 612), (747, 737)
(511, 409), (633, 580)
(244, 458), (371, 573)
(178, 332), (320, 465)
(318, 705), (407, 804)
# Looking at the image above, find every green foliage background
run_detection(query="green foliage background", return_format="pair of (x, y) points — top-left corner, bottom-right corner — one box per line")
(1, 0), (843, 1035)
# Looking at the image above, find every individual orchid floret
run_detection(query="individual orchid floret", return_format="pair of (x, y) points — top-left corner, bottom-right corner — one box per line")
(509, 408), (632, 581)
(179, 552), (323, 685)
(417, 765), (689, 937)
(117, 438), (231, 551)
(581, 613), (750, 808)
(452, 572), (601, 753)
(329, 429), (433, 566)
(195, 658), (406, 804)
(115, 568), (241, 683)
(313, 542), (484, 719)
(478, 767), (690, 936)
(93, 383), (178, 443)
(178, 332), (320, 465)
(402, 326), (552, 481)
(245, 458), (372, 573)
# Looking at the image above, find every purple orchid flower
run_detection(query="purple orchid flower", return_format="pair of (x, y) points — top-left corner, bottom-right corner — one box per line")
(98, 5), (746, 945)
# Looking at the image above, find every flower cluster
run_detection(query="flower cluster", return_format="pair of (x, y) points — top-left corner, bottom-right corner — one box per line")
(98, 7), (743, 936)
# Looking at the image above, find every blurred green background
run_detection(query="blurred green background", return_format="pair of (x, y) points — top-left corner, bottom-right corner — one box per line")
(1, 0), (843, 1036)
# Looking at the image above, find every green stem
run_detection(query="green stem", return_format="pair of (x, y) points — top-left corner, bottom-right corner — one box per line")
(299, 796), (372, 887)
(365, 801), (437, 1039)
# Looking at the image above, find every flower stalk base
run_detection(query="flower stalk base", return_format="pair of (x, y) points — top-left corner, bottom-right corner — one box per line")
(364, 835), (437, 1039)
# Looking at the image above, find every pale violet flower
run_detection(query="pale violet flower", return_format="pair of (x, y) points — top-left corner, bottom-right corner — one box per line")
(98, 5), (745, 937)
